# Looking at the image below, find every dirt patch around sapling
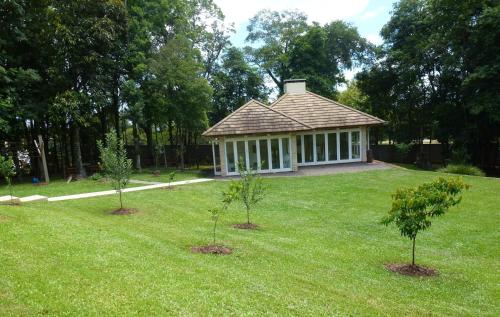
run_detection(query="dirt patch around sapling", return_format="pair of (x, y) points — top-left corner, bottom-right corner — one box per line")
(110, 208), (137, 215)
(191, 245), (232, 255)
(385, 263), (438, 277)
(233, 223), (259, 230)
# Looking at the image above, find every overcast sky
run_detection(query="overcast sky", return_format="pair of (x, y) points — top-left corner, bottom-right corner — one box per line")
(214, 0), (397, 46)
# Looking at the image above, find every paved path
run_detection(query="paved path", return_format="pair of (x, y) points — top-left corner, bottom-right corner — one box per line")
(128, 179), (163, 185)
(44, 178), (213, 202)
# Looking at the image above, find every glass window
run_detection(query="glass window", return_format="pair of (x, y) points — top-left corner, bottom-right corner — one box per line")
(316, 134), (325, 161)
(296, 135), (302, 163)
(226, 141), (235, 172)
(271, 138), (280, 169)
(304, 135), (314, 163)
(213, 143), (221, 172)
(248, 140), (258, 170)
(340, 132), (349, 160)
(282, 138), (290, 168)
(328, 132), (337, 161)
(351, 131), (360, 159)
(236, 141), (246, 170)
(259, 139), (269, 170)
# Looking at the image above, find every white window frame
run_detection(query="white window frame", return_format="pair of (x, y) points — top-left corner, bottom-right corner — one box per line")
(211, 140), (221, 176)
(224, 135), (293, 176)
(297, 128), (363, 166)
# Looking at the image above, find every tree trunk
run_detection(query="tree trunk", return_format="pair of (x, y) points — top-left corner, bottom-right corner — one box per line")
(213, 216), (218, 245)
(145, 124), (154, 167)
(71, 123), (86, 178)
(412, 236), (416, 266)
(179, 137), (185, 170)
(112, 73), (120, 139)
(119, 188), (123, 210)
(246, 206), (250, 224)
(133, 123), (141, 171)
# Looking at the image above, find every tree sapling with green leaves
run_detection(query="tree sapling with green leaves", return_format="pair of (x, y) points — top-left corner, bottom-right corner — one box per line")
(381, 177), (468, 274)
(97, 130), (133, 212)
(231, 161), (266, 229)
(168, 171), (176, 189)
(0, 155), (16, 204)
(192, 187), (237, 255)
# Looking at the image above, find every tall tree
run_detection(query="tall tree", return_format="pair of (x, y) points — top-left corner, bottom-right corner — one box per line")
(357, 0), (499, 163)
(150, 36), (212, 169)
(289, 21), (372, 98)
(210, 47), (268, 124)
(246, 10), (308, 94)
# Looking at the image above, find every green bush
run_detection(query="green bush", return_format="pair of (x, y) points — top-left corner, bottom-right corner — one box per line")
(437, 164), (485, 177)
(89, 172), (103, 181)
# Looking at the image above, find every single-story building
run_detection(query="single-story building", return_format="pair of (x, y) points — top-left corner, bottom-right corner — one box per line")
(203, 79), (386, 176)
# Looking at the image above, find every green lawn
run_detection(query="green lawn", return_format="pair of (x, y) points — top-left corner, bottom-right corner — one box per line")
(0, 169), (498, 316)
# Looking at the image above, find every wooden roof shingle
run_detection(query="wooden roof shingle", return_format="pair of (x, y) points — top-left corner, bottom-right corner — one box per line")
(203, 91), (386, 137)
(202, 100), (311, 137)
(271, 91), (386, 129)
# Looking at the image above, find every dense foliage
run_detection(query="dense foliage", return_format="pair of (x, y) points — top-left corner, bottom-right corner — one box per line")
(0, 0), (498, 177)
(356, 0), (499, 165)
(382, 177), (468, 265)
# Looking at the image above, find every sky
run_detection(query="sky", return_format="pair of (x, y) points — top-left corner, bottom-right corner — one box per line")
(213, 0), (397, 84)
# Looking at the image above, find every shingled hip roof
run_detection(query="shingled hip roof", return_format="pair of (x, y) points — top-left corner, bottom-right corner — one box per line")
(270, 91), (386, 129)
(202, 100), (311, 137)
(203, 91), (385, 137)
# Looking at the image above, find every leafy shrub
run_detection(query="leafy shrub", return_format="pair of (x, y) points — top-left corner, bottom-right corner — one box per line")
(381, 177), (469, 266)
(89, 172), (103, 181)
(395, 142), (412, 154)
(450, 146), (471, 164)
(437, 164), (485, 177)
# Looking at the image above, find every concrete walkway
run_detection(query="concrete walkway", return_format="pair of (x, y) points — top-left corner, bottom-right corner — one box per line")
(128, 179), (163, 185)
(13, 178), (213, 203)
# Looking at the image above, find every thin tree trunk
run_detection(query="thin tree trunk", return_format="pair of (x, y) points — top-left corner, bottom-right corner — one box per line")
(119, 188), (123, 210)
(179, 133), (185, 170)
(247, 206), (250, 224)
(412, 236), (416, 266)
(9, 179), (13, 204)
(71, 124), (86, 178)
(213, 216), (218, 245)
(133, 123), (141, 171)
(112, 73), (120, 139)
